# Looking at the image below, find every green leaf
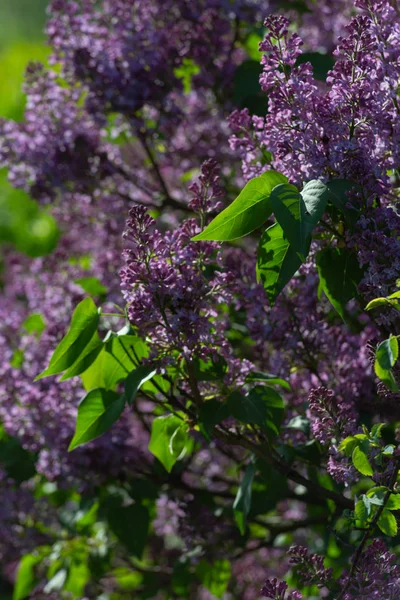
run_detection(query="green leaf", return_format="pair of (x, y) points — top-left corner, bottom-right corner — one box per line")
(198, 399), (230, 440)
(60, 332), (103, 381)
(270, 180), (329, 261)
(355, 498), (368, 523)
(44, 570), (68, 594)
(124, 365), (157, 405)
(338, 436), (359, 457)
(365, 297), (393, 311)
(376, 336), (399, 370)
(316, 248), (363, 319)
(196, 559), (231, 599)
(22, 313), (46, 338)
(0, 428), (36, 483)
(174, 58), (200, 94)
(13, 554), (41, 600)
(325, 179), (360, 226)
(233, 60), (268, 116)
(245, 371), (291, 390)
(81, 335), (149, 392)
(192, 171), (287, 241)
(103, 496), (150, 558)
(148, 415), (192, 472)
(386, 494), (400, 510)
(366, 486), (387, 507)
(297, 52), (335, 81)
(35, 298), (100, 380)
(257, 222), (302, 304)
(192, 356), (227, 382)
(68, 389), (125, 451)
(228, 386), (284, 436)
(377, 509), (398, 536)
(64, 563), (90, 597)
(75, 276), (108, 297)
(374, 336), (400, 392)
(352, 446), (374, 477)
(285, 415), (310, 434)
(233, 461), (256, 535)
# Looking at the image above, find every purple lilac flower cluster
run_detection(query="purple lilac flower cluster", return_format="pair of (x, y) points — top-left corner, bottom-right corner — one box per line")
(261, 578), (302, 600)
(231, 3), (400, 314)
(2, 0), (400, 597)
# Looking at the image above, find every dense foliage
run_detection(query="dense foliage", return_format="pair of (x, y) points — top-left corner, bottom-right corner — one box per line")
(1, 0), (400, 598)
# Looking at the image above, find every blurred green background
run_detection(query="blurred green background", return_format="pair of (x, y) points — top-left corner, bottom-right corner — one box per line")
(0, 0), (60, 261)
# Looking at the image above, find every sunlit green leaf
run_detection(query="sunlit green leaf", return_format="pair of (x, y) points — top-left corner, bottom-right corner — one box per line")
(148, 415), (192, 472)
(36, 298), (100, 380)
(377, 509), (398, 536)
(257, 222), (302, 304)
(193, 171), (287, 241)
(69, 389), (125, 451)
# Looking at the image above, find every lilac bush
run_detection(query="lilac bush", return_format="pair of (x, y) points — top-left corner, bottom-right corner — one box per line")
(1, 0), (400, 598)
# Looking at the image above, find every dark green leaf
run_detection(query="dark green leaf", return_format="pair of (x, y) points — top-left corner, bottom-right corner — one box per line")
(172, 562), (192, 596)
(233, 60), (268, 115)
(297, 52), (335, 81)
(270, 180), (329, 261)
(103, 496), (150, 558)
(60, 332), (103, 381)
(228, 386), (284, 436)
(325, 179), (360, 226)
(148, 415), (192, 473)
(316, 248), (363, 319)
(68, 389), (125, 451)
(198, 399), (231, 440)
(257, 222), (302, 304)
(35, 298), (100, 380)
(124, 366), (157, 405)
(233, 461), (256, 535)
(192, 171), (287, 241)
(245, 371), (291, 390)
(374, 336), (399, 392)
(0, 429), (36, 483)
(256, 461), (290, 511)
(192, 356), (227, 382)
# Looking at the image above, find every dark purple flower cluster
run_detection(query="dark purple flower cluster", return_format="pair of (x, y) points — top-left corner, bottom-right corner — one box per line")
(341, 540), (400, 599)
(120, 204), (237, 365)
(308, 386), (357, 445)
(288, 545), (333, 588)
(237, 4), (400, 199)
(261, 578), (302, 600)
(0, 63), (116, 203)
(46, 0), (262, 119)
